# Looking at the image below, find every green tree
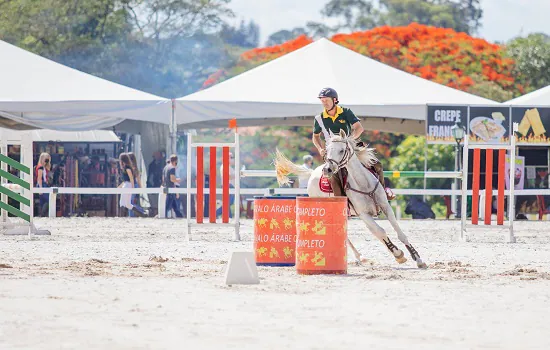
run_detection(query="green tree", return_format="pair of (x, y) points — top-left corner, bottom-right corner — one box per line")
(0, 0), (235, 97)
(467, 74), (514, 102)
(319, 0), (379, 33)
(311, 0), (482, 36)
(379, 0), (482, 34)
(219, 20), (260, 48)
(388, 135), (455, 211)
(505, 33), (550, 93)
(266, 27), (308, 46)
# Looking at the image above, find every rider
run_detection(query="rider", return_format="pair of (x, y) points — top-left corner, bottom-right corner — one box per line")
(312, 87), (395, 200)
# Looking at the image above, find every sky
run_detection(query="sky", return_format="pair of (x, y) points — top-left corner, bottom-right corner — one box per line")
(227, 0), (550, 46)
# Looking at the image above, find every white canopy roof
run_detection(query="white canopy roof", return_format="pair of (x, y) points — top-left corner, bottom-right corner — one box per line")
(0, 127), (121, 143)
(0, 40), (171, 131)
(176, 38), (495, 134)
(507, 85), (550, 105)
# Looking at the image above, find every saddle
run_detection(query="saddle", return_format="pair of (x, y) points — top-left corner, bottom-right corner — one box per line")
(319, 167), (380, 217)
(319, 167), (378, 193)
(319, 171), (347, 193)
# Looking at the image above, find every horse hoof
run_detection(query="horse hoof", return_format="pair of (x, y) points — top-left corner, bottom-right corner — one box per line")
(417, 261), (428, 269)
(396, 256), (407, 264)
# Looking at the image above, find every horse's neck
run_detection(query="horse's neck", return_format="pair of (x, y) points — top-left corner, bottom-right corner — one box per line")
(346, 154), (375, 189)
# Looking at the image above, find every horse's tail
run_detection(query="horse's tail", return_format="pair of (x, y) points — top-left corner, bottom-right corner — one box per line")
(274, 148), (313, 186)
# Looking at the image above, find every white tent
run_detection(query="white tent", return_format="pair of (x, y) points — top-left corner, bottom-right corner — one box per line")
(0, 39), (171, 131)
(0, 127), (120, 143)
(176, 38), (496, 134)
(507, 85), (550, 105)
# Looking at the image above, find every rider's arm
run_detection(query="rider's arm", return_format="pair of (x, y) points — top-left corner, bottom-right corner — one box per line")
(351, 121), (364, 139)
(312, 133), (325, 155)
(312, 119), (326, 155)
(346, 108), (363, 139)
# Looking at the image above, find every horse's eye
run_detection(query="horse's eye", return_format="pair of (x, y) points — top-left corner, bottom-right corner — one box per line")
(339, 150), (344, 154)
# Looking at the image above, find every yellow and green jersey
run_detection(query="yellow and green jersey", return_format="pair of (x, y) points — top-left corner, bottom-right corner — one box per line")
(313, 106), (360, 137)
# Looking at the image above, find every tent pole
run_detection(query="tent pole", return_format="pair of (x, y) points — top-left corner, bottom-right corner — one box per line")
(170, 99), (177, 155)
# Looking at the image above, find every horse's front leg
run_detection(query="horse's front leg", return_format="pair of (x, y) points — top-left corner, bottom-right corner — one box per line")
(357, 212), (407, 264)
(347, 238), (363, 264)
(381, 202), (428, 269)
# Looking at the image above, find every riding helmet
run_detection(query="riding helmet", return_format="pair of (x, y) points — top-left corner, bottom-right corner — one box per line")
(317, 87), (339, 103)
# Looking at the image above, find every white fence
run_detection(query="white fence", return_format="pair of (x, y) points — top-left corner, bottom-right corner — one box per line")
(29, 185), (550, 219)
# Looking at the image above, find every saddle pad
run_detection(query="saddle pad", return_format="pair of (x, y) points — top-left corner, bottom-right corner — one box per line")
(319, 176), (332, 193)
(318, 172), (348, 194)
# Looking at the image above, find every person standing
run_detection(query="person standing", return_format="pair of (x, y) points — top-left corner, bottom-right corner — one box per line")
(127, 152), (146, 217)
(164, 154), (183, 218)
(118, 153), (147, 217)
(35, 152), (51, 217)
(298, 154), (314, 189)
(146, 151), (165, 217)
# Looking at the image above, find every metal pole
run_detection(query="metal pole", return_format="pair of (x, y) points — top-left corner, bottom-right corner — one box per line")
(0, 128), (7, 225)
(460, 107), (470, 241)
(452, 142), (459, 216)
(185, 132), (192, 241)
(233, 132), (241, 241)
(508, 121), (517, 243)
(423, 143), (428, 202)
(170, 99), (177, 156)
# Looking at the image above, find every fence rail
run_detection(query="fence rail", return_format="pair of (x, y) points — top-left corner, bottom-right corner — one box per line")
(240, 170), (462, 179)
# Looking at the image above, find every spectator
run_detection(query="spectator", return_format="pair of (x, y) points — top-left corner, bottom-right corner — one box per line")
(118, 153), (147, 217)
(298, 154), (314, 188)
(35, 152), (51, 216)
(164, 154), (183, 218)
(147, 151), (165, 188)
(146, 151), (165, 217)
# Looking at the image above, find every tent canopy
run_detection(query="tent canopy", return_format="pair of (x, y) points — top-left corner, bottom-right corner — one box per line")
(0, 127), (121, 143)
(0, 40), (171, 131)
(507, 85), (550, 105)
(176, 38), (496, 134)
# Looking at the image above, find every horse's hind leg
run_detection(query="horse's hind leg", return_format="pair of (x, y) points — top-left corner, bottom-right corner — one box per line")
(381, 203), (428, 269)
(358, 212), (407, 264)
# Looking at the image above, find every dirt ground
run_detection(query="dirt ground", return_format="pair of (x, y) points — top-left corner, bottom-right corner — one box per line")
(1, 217), (550, 350)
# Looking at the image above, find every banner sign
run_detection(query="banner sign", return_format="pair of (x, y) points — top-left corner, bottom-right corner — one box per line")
(468, 106), (511, 145)
(505, 155), (525, 190)
(511, 107), (550, 145)
(426, 105), (468, 144)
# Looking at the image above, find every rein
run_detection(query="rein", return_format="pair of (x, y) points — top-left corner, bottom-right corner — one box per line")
(326, 139), (382, 214)
(325, 139), (353, 172)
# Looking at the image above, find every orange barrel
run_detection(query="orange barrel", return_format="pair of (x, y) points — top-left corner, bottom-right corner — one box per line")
(253, 196), (297, 266)
(295, 197), (348, 275)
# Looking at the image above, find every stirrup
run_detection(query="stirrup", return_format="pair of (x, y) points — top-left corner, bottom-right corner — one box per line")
(385, 187), (395, 200)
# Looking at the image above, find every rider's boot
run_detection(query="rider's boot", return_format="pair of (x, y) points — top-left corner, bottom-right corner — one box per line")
(373, 161), (395, 201)
(328, 171), (356, 217)
(328, 171), (345, 197)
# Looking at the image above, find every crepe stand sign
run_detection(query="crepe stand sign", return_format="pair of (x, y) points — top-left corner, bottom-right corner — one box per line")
(511, 107), (550, 145)
(468, 106), (511, 144)
(426, 105), (468, 144)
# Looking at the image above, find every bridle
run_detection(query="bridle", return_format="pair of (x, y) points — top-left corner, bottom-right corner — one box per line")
(325, 139), (354, 175)
(324, 138), (382, 215)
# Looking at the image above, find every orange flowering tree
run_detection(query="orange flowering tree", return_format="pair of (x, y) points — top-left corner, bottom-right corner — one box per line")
(331, 23), (523, 100)
(201, 23), (525, 173)
(202, 35), (313, 89)
(204, 23), (523, 98)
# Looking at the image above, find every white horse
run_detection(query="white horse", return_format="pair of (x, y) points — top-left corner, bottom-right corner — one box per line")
(275, 129), (427, 269)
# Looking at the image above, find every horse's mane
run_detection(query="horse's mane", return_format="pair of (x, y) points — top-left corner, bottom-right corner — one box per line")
(329, 134), (379, 168)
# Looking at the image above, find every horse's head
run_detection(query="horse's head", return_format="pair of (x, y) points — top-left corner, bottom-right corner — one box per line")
(322, 129), (354, 178)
